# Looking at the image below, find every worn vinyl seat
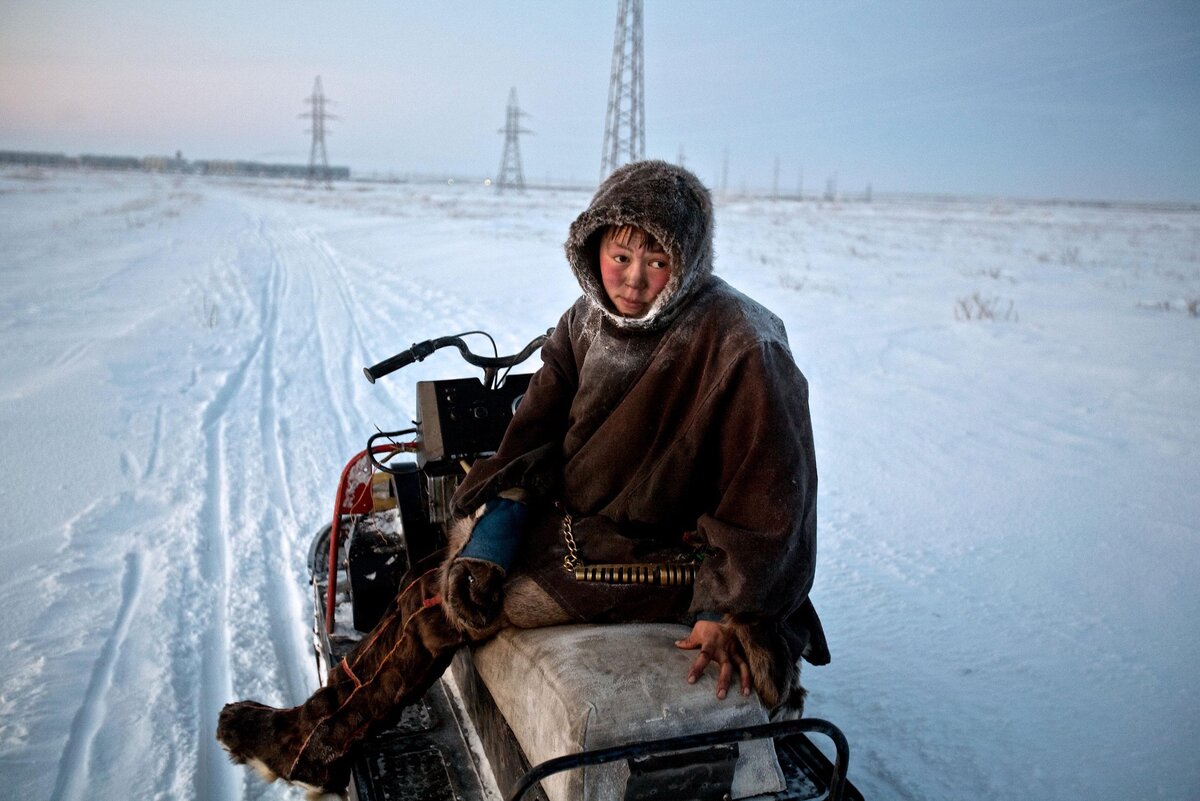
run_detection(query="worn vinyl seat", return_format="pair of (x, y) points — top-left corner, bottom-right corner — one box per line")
(461, 622), (786, 801)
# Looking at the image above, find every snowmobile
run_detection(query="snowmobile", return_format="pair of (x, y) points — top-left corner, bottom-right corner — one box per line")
(307, 330), (862, 801)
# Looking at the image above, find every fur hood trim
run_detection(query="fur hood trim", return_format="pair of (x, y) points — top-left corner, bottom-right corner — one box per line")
(565, 160), (715, 332)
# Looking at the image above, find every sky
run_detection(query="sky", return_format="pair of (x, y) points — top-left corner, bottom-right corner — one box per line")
(1, 0), (1198, 202)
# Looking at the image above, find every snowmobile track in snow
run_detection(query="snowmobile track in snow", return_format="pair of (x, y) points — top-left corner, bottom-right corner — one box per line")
(49, 551), (144, 801)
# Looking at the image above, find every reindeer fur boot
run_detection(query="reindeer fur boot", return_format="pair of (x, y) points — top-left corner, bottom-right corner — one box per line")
(217, 569), (465, 798)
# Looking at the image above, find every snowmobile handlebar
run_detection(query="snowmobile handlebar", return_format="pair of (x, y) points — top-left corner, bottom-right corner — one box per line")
(363, 330), (553, 384)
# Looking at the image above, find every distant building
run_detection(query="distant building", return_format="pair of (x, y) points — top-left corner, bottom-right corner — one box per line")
(194, 160), (349, 181)
(0, 150), (73, 167)
(0, 149), (350, 181)
(80, 154), (142, 170)
(142, 154), (191, 173)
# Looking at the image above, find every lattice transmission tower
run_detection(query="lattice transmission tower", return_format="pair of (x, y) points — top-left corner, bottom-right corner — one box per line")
(599, 0), (644, 181)
(301, 76), (337, 188)
(496, 87), (532, 192)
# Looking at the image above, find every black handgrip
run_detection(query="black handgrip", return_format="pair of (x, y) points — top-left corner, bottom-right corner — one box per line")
(363, 340), (436, 383)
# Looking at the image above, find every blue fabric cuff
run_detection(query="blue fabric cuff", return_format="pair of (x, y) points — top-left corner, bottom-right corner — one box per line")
(694, 610), (724, 624)
(458, 498), (528, 571)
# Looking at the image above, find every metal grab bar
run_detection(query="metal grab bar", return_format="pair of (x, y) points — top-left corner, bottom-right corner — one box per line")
(506, 717), (851, 801)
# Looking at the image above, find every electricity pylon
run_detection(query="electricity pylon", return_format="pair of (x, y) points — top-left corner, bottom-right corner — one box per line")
(496, 87), (532, 193)
(599, 0), (644, 181)
(301, 76), (337, 188)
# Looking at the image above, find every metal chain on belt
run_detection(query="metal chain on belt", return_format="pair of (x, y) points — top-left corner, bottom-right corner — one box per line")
(558, 507), (695, 586)
(560, 509), (579, 573)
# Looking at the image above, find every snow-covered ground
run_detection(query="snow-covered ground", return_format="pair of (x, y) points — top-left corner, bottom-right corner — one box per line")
(1, 168), (1197, 801)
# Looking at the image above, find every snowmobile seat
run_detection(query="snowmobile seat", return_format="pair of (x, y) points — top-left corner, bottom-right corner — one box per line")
(456, 622), (787, 801)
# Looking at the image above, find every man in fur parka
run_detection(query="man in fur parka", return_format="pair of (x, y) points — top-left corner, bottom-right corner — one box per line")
(218, 160), (829, 799)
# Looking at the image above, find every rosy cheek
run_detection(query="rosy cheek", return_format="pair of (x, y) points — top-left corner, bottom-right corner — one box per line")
(649, 272), (671, 298)
(600, 265), (623, 296)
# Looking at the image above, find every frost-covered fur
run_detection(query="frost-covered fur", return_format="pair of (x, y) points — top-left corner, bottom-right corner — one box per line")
(566, 160), (714, 332)
(238, 753), (346, 800)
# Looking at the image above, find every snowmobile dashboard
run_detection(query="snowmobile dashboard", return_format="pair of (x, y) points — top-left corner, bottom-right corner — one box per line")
(414, 374), (532, 472)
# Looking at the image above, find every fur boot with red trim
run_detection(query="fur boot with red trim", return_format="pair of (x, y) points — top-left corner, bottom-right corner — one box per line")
(216, 570), (465, 798)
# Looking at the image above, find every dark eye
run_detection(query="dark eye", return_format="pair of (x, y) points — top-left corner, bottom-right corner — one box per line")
(466, 572), (476, 584)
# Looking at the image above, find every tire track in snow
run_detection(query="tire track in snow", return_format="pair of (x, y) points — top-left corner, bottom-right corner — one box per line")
(257, 222), (300, 523)
(306, 233), (403, 423)
(195, 203), (364, 756)
(307, 271), (356, 457)
(197, 400), (243, 801)
(50, 340), (92, 372)
(288, 226), (359, 456)
(251, 219), (316, 704)
(306, 231), (373, 363)
(49, 551), (143, 801)
(142, 403), (164, 481)
(299, 228), (500, 419)
(192, 240), (276, 801)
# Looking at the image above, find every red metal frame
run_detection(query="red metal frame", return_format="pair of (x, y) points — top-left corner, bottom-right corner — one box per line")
(324, 443), (416, 632)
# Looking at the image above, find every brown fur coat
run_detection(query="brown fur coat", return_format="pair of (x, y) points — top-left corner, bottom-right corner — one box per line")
(447, 161), (828, 710)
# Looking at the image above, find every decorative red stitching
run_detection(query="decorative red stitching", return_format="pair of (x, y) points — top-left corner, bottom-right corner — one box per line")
(340, 657), (362, 689)
(289, 571), (439, 778)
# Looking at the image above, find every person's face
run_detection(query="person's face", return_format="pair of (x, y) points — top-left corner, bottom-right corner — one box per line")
(598, 228), (672, 318)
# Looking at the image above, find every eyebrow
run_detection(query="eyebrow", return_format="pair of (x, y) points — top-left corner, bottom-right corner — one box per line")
(608, 239), (668, 256)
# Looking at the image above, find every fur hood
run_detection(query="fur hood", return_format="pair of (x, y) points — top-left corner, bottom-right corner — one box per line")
(565, 160), (715, 332)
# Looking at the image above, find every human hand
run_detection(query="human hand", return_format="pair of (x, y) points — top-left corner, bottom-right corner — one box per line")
(674, 620), (751, 700)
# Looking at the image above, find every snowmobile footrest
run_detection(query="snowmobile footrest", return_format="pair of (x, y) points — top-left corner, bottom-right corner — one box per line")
(348, 679), (492, 801)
